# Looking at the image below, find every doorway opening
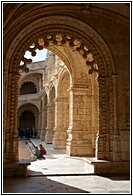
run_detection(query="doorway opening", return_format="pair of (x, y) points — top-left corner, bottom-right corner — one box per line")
(19, 110), (35, 130)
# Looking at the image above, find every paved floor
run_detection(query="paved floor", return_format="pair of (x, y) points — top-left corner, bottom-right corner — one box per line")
(3, 138), (131, 194)
(27, 139), (94, 176)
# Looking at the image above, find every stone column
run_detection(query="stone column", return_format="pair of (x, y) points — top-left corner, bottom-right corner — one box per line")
(95, 76), (107, 159)
(66, 86), (94, 156)
(112, 75), (121, 161)
(96, 75), (120, 161)
(53, 97), (69, 149)
(91, 74), (99, 151)
(40, 109), (47, 140)
(37, 111), (42, 138)
(40, 95), (47, 140)
(45, 103), (55, 143)
(3, 72), (20, 163)
(3, 72), (29, 177)
(3, 70), (8, 164)
(38, 77), (42, 93)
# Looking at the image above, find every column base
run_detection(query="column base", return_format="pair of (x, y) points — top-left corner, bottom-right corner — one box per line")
(66, 141), (95, 156)
(40, 129), (46, 140)
(83, 157), (130, 174)
(3, 159), (30, 177)
(53, 138), (66, 149)
(45, 129), (54, 144)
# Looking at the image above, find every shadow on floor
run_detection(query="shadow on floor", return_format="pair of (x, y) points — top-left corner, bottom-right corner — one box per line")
(3, 175), (90, 193)
(99, 174), (130, 181)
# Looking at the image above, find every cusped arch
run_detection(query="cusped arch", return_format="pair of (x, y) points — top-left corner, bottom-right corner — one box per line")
(19, 81), (37, 95)
(5, 15), (116, 77)
(18, 102), (40, 113)
(19, 72), (42, 94)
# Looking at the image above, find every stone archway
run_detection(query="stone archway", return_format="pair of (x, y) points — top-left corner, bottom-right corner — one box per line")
(5, 18), (116, 155)
(19, 110), (35, 130)
(18, 103), (39, 131)
(3, 10), (122, 176)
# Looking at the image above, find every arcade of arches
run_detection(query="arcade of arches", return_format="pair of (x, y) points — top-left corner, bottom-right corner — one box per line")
(3, 3), (130, 177)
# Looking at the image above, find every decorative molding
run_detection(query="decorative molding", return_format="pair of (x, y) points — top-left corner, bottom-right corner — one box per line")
(5, 15), (116, 76)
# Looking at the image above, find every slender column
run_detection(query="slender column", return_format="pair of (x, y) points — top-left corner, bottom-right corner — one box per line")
(40, 109), (47, 140)
(95, 76), (106, 159)
(3, 71), (30, 177)
(45, 103), (55, 143)
(91, 74), (99, 152)
(66, 86), (94, 156)
(37, 111), (42, 138)
(53, 97), (69, 149)
(40, 94), (47, 140)
(112, 75), (121, 161)
(38, 77), (42, 93)
(4, 72), (20, 163)
(3, 70), (8, 163)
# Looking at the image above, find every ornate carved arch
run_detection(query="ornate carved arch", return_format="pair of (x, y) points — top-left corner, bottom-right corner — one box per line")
(4, 15), (117, 160)
(5, 15), (116, 76)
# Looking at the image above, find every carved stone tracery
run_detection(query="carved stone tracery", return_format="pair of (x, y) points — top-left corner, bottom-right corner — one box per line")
(5, 16), (115, 75)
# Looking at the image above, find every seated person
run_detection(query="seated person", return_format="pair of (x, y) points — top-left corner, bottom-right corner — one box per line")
(30, 146), (40, 161)
(39, 144), (47, 158)
(34, 146), (41, 158)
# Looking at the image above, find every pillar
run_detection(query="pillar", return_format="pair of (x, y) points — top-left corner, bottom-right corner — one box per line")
(95, 76), (107, 159)
(3, 72), (20, 163)
(37, 111), (42, 138)
(91, 73), (99, 151)
(96, 75), (121, 161)
(66, 86), (94, 156)
(40, 95), (47, 140)
(53, 97), (69, 149)
(45, 103), (55, 143)
(3, 72), (29, 177)
(112, 75), (121, 161)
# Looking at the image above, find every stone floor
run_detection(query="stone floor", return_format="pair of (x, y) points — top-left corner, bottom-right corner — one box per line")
(3, 138), (131, 194)
(19, 139), (32, 159)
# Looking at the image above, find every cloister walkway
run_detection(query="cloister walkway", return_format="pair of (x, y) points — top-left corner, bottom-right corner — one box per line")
(27, 138), (94, 176)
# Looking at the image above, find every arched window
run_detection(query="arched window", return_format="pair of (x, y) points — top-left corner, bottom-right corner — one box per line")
(20, 81), (37, 95)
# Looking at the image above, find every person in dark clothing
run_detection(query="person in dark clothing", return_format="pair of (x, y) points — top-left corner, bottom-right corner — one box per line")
(30, 129), (33, 138)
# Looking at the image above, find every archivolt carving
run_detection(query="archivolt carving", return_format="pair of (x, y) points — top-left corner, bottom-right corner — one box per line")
(5, 15), (116, 76)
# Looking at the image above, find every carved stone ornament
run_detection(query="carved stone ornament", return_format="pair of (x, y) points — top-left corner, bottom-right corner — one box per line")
(5, 15), (115, 77)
